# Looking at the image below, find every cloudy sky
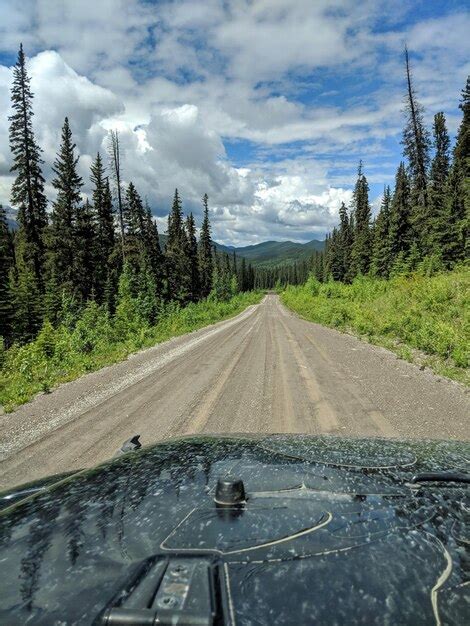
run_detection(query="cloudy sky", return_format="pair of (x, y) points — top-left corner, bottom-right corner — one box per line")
(0, 0), (468, 245)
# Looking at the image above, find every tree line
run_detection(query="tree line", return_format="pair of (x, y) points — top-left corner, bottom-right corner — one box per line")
(311, 51), (468, 283)
(0, 45), (264, 347)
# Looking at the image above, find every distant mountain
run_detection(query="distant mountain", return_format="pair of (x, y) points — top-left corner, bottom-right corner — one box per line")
(160, 236), (324, 267)
(218, 239), (325, 267)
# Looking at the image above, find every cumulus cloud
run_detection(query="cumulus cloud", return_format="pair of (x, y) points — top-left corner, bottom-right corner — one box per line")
(0, 0), (467, 244)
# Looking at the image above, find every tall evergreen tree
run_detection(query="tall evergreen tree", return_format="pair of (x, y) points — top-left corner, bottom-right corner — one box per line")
(337, 201), (352, 281)
(143, 200), (163, 298)
(185, 213), (200, 302)
(428, 112), (451, 259)
(74, 199), (96, 303)
(123, 182), (146, 270)
(9, 44), (48, 336)
(232, 250), (237, 275)
(10, 255), (43, 342)
(447, 75), (470, 260)
(402, 47), (430, 246)
(350, 162), (372, 276)
(198, 193), (213, 298)
(0, 205), (13, 344)
(325, 227), (343, 280)
(239, 256), (248, 291)
(91, 155), (115, 301)
(109, 130), (125, 262)
(165, 188), (189, 302)
(388, 162), (412, 264)
(371, 186), (392, 277)
(48, 117), (83, 299)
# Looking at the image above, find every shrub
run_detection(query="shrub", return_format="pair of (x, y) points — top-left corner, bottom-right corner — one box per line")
(0, 290), (263, 411)
(281, 267), (469, 384)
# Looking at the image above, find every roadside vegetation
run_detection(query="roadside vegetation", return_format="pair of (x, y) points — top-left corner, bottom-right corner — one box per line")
(0, 44), (268, 412)
(282, 267), (469, 385)
(281, 54), (469, 385)
(0, 289), (262, 412)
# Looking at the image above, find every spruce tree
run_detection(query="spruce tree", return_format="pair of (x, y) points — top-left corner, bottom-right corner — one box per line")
(143, 200), (163, 298)
(350, 162), (372, 276)
(239, 257), (247, 291)
(371, 186), (392, 277)
(402, 47), (430, 248)
(185, 213), (200, 302)
(447, 75), (470, 260)
(10, 256), (43, 342)
(325, 227), (343, 280)
(9, 44), (48, 336)
(389, 162), (412, 266)
(123, 182), (146, 271)
(136, 256), (158, 325)
(74, 199), (96, 303)
(232, 251), (237, 275)
(198, 193), (213, 298)
(165, 188), (189, 302)
(91, 154), (115, 301)
(49, 117), (83, 300)
(428, 112), (451, 260)
(338, 201), (352, 280)
(0, 205), (13, 344)
(109, 130), (125, 262)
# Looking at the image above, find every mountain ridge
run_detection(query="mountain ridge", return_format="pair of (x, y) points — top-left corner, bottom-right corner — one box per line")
(158, 235), (325, 266)
(5, 207), (324, 267)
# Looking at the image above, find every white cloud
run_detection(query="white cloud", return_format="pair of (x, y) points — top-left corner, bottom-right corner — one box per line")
(0, 0), (468, 244)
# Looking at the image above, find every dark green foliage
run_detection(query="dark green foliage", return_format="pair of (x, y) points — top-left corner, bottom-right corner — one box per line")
(48, 117), (83, 302)
(338, 202), (353, 281)
(313, 73), (468, 285)
(74, 199), (96, 303)
(9, 252), (43, 342)
(91, 154), (115, 302)
(350, 162), (372, 276)
(198, 193), (213, 298)
(325, 227), (343, 281)
(402, 47), (430, 234)
(388, 162), (412, 262)
(165, 189), (190, 303)
(185, 213), (200, 302)
(2, 43), (468, 365)
(123, 181), (146, 269)
(371, 186), (392, 278)
(428, 113), (451, 260)
(0, 206), (14, 344)
(448, 76), (470, 260)
(9, 44), (48, 288)
(143, 200), (163, 297)
(238, 257), (248, 292)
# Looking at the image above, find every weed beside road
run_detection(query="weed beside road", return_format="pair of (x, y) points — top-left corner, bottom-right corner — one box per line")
(281, 268), (469, 385)
(0, 291), (263, 412)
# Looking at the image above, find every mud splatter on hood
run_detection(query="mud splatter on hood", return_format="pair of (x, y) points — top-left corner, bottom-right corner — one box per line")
(0, 435), (468, 625)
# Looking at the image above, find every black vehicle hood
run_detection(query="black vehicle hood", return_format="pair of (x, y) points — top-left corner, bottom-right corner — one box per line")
(0, 434), (468, 625)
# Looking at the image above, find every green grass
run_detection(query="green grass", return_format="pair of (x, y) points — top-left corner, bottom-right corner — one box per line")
(0, 291), (263, 412)
(281, 268), (470, 385)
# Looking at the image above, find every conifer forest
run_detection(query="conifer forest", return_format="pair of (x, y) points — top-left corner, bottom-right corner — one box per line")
(0, 43), (468, 408)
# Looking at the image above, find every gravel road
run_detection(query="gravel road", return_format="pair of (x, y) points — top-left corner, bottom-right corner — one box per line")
(0, 294), (468, 489)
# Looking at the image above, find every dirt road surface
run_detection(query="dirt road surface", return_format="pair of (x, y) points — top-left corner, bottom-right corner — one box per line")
(1, 294), (468, 489)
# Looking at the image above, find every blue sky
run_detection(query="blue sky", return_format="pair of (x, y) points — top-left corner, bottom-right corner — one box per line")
(0, 0), (468, 244)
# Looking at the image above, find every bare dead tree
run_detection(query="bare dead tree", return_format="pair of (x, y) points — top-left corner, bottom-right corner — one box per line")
(108, 130), (125, 262)
(403, 46), (430, 212)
